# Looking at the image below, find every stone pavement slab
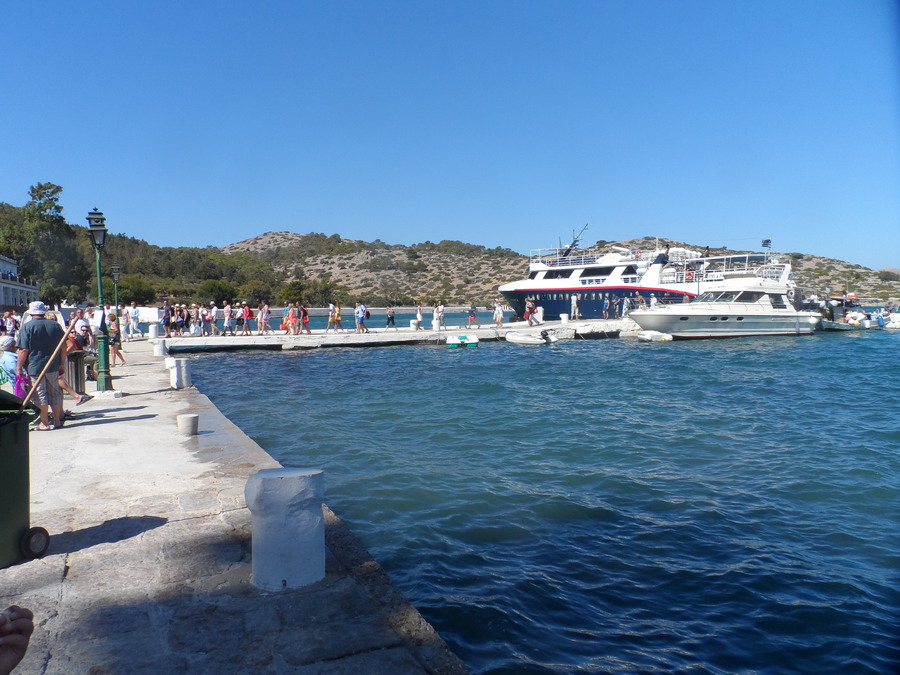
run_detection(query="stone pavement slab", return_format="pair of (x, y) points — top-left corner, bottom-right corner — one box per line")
(0, 339), (467, 674)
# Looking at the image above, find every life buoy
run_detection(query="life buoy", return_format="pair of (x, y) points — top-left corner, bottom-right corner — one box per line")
(788, 289), (795, 299)
(685, 270), (694, 281)
(635, 249), (642, 260)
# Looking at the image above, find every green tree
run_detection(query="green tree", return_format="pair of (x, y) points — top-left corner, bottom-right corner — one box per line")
(20, 183), (89, 294)
(238, 280), (272, 305)
(277, 280), (306, 304)
(196, 279), (238, 305)
(119, 275), (159, 304)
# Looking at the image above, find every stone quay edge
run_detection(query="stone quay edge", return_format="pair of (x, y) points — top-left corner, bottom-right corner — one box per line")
(0, 339), (468, 675)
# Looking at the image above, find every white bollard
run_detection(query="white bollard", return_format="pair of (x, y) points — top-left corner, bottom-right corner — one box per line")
(165, 356), (177, 370)
(148, 324), (160, 338)
(153, 340), (168, 356)
(176, 413), (199, 435)
(244, 468), (325, 590)
(169, 358), (192, 389)
(560, 313), (569, 325)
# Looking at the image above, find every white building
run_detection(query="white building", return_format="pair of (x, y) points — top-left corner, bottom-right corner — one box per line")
(0, 255), (40, 309)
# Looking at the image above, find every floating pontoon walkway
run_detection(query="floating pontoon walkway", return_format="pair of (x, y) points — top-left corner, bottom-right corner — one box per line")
(154, 319), (638, 353)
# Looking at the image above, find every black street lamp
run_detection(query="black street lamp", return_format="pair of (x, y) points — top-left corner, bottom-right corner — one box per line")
(111, 264), (121, 312)
(86, 208), (113, 391)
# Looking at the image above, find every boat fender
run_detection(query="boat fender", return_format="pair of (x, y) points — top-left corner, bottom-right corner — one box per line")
(877, 315), (885, 328)
(635, 249), (642, 260)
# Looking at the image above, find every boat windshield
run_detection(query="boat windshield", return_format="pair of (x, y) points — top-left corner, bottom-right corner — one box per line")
(697, 291), (741, 302)
(734, 291), (765, 303)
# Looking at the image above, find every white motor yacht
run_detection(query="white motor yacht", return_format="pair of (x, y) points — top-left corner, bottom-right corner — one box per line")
(628, 264), (821, 339)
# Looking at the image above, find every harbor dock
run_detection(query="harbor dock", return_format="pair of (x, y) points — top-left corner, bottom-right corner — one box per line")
(0, 340), (467, 674)
(156, 319), (637, 353)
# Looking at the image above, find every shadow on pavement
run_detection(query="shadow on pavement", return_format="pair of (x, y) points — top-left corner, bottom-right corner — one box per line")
(50, 516), (168, 555)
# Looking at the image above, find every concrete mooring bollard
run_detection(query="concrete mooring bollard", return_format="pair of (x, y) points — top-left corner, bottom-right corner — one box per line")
(148, 324), (160, 338)
(169, 358), (192, 389)
(244, 468), (325, 590)
(153, 339), (168, 356)
(176, 413), (199, 435)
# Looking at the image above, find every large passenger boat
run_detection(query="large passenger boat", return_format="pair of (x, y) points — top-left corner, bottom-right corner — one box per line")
(498, 231), (798, 321)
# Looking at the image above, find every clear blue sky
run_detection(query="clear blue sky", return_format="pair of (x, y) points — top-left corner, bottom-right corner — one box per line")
(3, 1), (898, 268)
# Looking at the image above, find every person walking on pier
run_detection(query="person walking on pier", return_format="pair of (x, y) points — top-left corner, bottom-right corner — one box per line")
(107, 314), (127, 366)
(161, 300), (173, 338)
(286, 303), (298, 335)
(240, 302), (253, 336)
(493, 299), (504, 327)
(415, 302), (424, 330)
(334, 302), (345, 332)
(128, 302), (144, 340)
(355, 302), (370, 334)
(385, 305), (398, 330)
(257, 302), (271, 335)
(325, 302), (336, 333)
(300, 303), (312, 334)
(467, 301), (480, 329)
(209, 302), (221, 335)
(282, 304), (292, 334)
(222, 301), (235, 336)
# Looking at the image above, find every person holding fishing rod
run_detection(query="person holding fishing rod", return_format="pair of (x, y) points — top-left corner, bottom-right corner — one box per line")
(15, 301), (68, 430)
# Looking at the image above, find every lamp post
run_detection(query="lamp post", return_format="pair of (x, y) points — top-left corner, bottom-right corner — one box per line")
(111, 264), (121, 313)
(86, 208), (113, 391)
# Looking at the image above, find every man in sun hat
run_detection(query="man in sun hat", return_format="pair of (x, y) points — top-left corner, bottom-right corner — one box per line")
(16, 301), (66, 430)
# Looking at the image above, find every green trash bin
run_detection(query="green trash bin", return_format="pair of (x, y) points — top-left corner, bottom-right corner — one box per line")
(0, 389), (50, 568)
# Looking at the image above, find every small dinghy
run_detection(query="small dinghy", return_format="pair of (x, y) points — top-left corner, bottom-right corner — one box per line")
(446, 334), (479, 348)
(636, 330), (673, 342)
(506, 330), (558, 345)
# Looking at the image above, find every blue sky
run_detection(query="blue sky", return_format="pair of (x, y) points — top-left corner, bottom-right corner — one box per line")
(3, 1), (898, 268)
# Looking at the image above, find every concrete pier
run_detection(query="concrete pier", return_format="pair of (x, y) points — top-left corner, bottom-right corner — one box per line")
(0, 340), (467, 674)
(155, 318), (637, 353)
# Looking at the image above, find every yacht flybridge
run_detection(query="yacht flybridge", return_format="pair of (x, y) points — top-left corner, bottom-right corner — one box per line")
(498, 230), (801, 321)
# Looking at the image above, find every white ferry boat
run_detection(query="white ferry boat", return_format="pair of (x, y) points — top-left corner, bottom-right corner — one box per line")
(498, 232), (797, 321)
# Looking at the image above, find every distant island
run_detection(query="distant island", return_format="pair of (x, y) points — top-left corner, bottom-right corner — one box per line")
(1, 183), (898, 308)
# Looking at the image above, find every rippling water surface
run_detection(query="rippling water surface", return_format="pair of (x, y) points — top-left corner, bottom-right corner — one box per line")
(190, 331), (900, 674)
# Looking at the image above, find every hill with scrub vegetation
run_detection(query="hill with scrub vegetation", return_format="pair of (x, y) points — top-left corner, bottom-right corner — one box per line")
(1, 182), (898, 308)
(225, 231), (900, 307)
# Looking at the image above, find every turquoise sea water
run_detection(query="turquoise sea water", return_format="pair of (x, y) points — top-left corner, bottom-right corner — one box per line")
(189, 331), (900, 674)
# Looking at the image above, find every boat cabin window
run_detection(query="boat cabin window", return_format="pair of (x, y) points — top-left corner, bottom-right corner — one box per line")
(581, 266), (617, 277)
(544, 269), (573, 279)
(734, 291), (764, 303)
(770, 294), (787, 308)
(529, 271), (541, 280)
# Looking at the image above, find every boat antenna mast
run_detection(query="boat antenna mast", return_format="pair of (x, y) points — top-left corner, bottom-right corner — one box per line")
(561, 224), (589, 258)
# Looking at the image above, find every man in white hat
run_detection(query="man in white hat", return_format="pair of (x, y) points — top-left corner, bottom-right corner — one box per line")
(16, 301), (66, 430)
